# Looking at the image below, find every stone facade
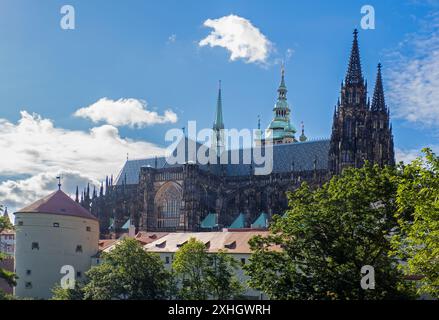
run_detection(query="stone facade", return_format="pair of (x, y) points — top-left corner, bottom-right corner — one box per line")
(81, 30), (395, 235)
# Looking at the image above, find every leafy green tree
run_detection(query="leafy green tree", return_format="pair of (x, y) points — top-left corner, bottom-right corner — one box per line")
(391, 148), (439, 298)
(82, 238), (172, 300)
(173, 238), (243, 300)
(206, 251), (244, 299)
(245, 163), (414, 300)
(51, 283), (84, 300)
(0, 215), (13, 234)
(173, 238), (211, 299)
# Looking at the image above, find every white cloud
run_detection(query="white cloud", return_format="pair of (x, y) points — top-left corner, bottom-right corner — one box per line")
(199, 14), (272, 64)
(74, 98), (178, 128)
(395, 145), (439, 164)
(387, 15), (439, 127)
(0, 111), (166, 212)
(0, 171), (98, 214)
(168, 34), (177, 43)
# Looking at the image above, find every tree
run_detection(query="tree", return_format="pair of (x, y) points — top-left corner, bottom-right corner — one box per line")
(173, 238), (210, 299)
(173, 238), (243, 300)
(245, 163), (414, 300)
(206, 251), (244, 299)
(51, 283), (84, 300)
(82, 238), (172, 300)
(391, 148), (439, 298)
(0, 215), (13, 234)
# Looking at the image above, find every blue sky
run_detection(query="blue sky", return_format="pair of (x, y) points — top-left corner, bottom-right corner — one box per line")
(0, 0), (438, 213)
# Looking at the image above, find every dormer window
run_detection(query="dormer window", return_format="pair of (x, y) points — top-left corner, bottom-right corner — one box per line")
(224, 241), (236, 250)
(176, 241), (187, 248)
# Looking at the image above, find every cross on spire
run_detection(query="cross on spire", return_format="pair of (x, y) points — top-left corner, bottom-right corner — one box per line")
(345, 29), (364, 86)
(56, 175), (62, 190)
(371, 63), (387, 112)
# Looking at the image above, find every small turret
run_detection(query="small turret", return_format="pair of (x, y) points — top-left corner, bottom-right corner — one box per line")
(299, 121), (307, 142)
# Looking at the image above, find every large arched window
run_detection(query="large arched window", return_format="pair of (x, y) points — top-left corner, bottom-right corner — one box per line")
(155, 182), (182, 229)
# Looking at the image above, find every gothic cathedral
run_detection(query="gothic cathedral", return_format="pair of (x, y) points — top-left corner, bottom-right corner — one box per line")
(78, 30), (395, 235)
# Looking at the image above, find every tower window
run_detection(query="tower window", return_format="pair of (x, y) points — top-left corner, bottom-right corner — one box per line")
(26, 270), (31, 276)
(25, 282), (32, 289)
(76, 245), (83, 253)
(53, 222), (60, 228)
(76, 271), (82, 278)
(31, 242), (39, 250)
(165, 256), (170, 264)
(17, 221), (23, 226)
(241, 258), (246, 265)
(86, 226), (91, 232)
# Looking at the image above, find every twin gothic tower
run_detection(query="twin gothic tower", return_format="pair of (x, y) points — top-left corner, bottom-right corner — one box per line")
(329, 29), (394, 174)
(77, 29), (395, 234)
(212, 29), (394, 174)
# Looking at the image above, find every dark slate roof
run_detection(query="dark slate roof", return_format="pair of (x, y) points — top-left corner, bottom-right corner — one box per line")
(116, 139), (330, 185)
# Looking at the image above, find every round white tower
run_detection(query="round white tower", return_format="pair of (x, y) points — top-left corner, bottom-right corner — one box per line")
(14, 190), (99, 299)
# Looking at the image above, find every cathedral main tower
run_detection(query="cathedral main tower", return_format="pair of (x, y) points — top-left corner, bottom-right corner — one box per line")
(329, 30), (394, 175)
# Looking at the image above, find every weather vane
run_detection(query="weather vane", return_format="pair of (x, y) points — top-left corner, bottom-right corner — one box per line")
(56, 175), (62, 190)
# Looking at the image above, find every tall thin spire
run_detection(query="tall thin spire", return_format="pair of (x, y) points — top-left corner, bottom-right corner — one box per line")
(75, 186), (79, 203)
(213, 80), (224, 130)
(212, 80), (225, 154)
(371, 63), (387, 112)
(345, 29), (364, 85)
(278, 62), (288, 100)
(2, 207), (10, 224)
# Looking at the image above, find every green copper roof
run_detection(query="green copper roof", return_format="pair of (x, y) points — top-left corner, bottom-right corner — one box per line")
(108, 218), (114, 230)
(213, 81), (224, 130)
(251, 212), (268, 228)
(201, 212), (218, 229)
(121, 218), (131, 229)
(229, 213), (245, 229)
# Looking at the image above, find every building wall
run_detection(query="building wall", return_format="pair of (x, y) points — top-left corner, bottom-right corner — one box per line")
(0, 232), (15, 256)
(14, 213), (99, 299)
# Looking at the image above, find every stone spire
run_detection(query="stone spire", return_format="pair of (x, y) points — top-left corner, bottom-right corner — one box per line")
(75, 186), (79, 203)
(345, 29), (364, 86)
(371, 63), (387, 112)
(2, 207), (10, 224)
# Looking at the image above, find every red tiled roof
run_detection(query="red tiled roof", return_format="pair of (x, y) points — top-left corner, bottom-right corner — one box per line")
(98, 239), (117, 251)
(144, 231), (279, 254)
(134, 231), (169, 245)
(16, 190), (98, 221)
(0, 229), (15, 236)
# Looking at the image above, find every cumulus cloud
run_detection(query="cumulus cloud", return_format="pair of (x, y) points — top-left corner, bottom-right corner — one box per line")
(199, 14), (272, 64)
(386, 14), (439, 128)
(0, 111), (166, 212)
(74, 98), (178, 128)
(0, 171), (98, 213)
